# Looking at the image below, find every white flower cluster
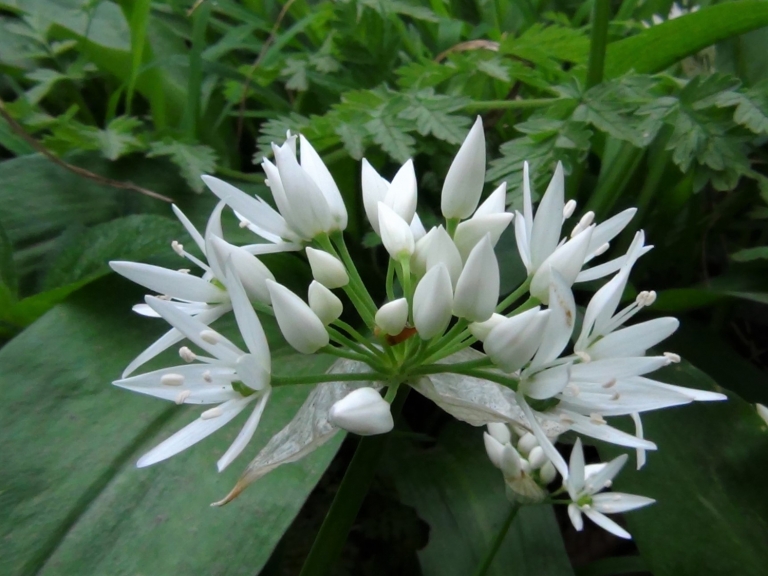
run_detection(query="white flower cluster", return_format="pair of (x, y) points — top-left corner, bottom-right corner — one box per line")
(110, 117), (724, 526)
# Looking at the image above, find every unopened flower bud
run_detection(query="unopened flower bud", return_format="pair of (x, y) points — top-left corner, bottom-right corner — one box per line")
(308, 281), (343, 325)
(413, 264), (453, 340)
(469, 313), (506, 341)
(487, 422), (512, 445)
(539, 460), (557, 484)
(528, 446), (548, 469)
(375, 298), (409, 336)
(329, 387), (394, 436)
(441, 117), (486, 219)
(757, 403), (768, 426)
(378, 202), (415, 259)
(484, 432), (505, 469)
(267, 280), (329, 354)
(517, 432), (538, 456)
(306, 247), (349, 288)
(453, 234), (499, 322)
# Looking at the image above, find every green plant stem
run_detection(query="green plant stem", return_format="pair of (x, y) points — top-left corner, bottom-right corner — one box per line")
(333, 319), (387, 361)
(496, 277), (532, 313)
(326, 327), (382, 365)
(585, 141), (644, 218)
(271, 371), (390, 386)
(412, 365), (518, 390)
(331, 232), (378, 322)
(586, 0), (612, 89)
(465, 98), (559, 112)
(472, 504), (521, 576)
(215, 166), (265, 183)
(298, 385), (411, 576)
(385, 258), (396, 301)
(320, 345), (372, 363)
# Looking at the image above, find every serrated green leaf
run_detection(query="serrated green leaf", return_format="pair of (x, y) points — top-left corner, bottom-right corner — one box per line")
(23, 68), (67, 104)
(398, 91), (471, 145)
(45, 116), (145, 161)
(334, 121), (367, 159)
(715, 80), (768, 134)
(281, 57), (309, 91)
(476, 57), (511, 82)
(148, 140), (218, 193)
(366, 117), (416, 162)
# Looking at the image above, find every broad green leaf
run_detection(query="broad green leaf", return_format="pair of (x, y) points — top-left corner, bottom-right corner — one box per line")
(730, 245), (768, 262)
(148, 139), (218, 193)
(598, 362), (768, 576)
(604, 2), (768, 78)
(0, 279), (340, 575)
(389, 421), (575, 576)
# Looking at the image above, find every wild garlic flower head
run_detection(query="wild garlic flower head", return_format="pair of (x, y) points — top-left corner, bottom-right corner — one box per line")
(110, 116), (724, 515)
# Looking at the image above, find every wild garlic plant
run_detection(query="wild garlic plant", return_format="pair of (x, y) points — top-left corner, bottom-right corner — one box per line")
(110, 117), (724, 545)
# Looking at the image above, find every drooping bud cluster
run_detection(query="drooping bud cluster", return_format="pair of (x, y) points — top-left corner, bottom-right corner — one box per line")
(108, 116), (725, 529)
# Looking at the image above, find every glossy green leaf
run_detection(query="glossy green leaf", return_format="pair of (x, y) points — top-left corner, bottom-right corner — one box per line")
(599, 362), (768, 576)
(389, 421), (575, 576)
(604, 2), (768, 78)
(0, 279), (341, 575)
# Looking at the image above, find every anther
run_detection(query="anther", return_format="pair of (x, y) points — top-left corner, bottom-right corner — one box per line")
(201, 407), (223, 419)
(203, 370), (212, 383)
(589, 413), (607, 425)
(179, 347), (196, 362)
(161, 373), (185, 386)
(200, 330), (219, 344)
(239, 220), (250, 228)
(664, 352), (681, 364)
(563, 200), (577, 219)
(567, 384), (580, 397)
(559, 414), (575, 425)
(175, 390), (191, 404)
(576, 351), (591, 363)
(178, 268), (190, 274)
(611, 392), (621, 401)
(602, 378), (617, 388)
(171, 240), (184, 256)
(571, 211), (595, 237)
(645, 290), (657, 305)
(593, 242), (610, 256)
(157, 294), (172, 300)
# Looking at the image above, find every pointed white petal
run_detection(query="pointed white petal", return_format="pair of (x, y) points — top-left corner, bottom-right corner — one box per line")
(329, 387), (394, 435)
(474, 182), (507, 217)
(521, 363), (571, 400)
(413, 263), (454, 339)
(587, 317), (679, 360)
(110, 261), (226, 303)
(378, 202), (415, 259)
(487, 422), (512, 444)
(266, 280), (329, 354)
(530, 162), (565, 269)
(530, 270), (576, 369)
(469, 313), (506, 341)
(361, 159), (389, 235)
(453, 235), (499, 322)
(411, 226), (437, 277)
(514, 210), (532, 271)
(217, 389), (272, 471)
(410, 212), (427, 241)
(559, 382), (693, 416)
(575, 246), (653, 283)
(589, 208), (637, 253)
(485, 308), (550, 373)
(425, 226), (463, 287)
(569, 438), (586, 495)
(146, 296), (242, 363)
(441, 116), (486, 219)
(483, 432), (505, 468)
(518, 395), (569, 479)
(137, 396), (254, 467)
(626, 376), (727, 402)
(210, 235), (275, 305)
(242, 241), (303, 255)
(454, 213), (513, 262)
(500, 444), (525, 479)
(568, 503), (584, 531)
(583, 509), (632, 539)
(261, 157), (294, 224)
(300, 135), (347, 229)
(306, 247), (349, 289)
(121, 304), (230, 377)
(556, 410), (657, 450)
(222, 261), (270, 369)
(571, 357), (669, 381)
(522, 162), (533, 242)
(530, 226), (593, 302)
(171, 204), (205, 253)
(592, 492), (655, 514)
(584, 453), (629, 494)
(385, 158), (417, 224)
(308, 280), (343, 325)
(631, 412), (646, 469)
(375, 298), (409, 336)
(114, 364), (239, 404)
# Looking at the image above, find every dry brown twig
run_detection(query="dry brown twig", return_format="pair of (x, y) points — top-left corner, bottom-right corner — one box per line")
(0, 99), (173, 203)
(236, 0), (297, 144)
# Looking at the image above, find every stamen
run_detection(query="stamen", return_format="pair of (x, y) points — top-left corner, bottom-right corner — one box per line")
(576, 351), (591, 363)
(171, 240), (184, 257)
(589, 413), (607, 425)
(161, 373), (185, 386)
(239, 220), (251, 229)
(203, 370), (213, 383)
(157, 294), (172, 300)
(602, 378), (617, 388)
(201, 406), (223, 419)
(563, 200), (577, 220)
(571, 211), (595, 237)
(175, 390), (191, 404)
(645, 290), (657, 305)
(611, 392), (621, 401)
(179, 347), (196, 362)
(200, 330), (219, 344)
(567, 384), (580, 397)
(593, 242), (610, 257)
(664, 352), (681, 364)
(559, 414), (575, 425)
(178, 268), (190, 274)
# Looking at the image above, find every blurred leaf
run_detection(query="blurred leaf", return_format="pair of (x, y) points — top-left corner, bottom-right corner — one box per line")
(389, 421), (575, 576)
(604, 2), (768, 78)
(148, 139), (218, 193)
(0, 220), (17, 299)
(598, 362), (768, 576)
(0, 279), (341, 575)
(399, 90), (471, 145)
(730, 246), (768, 262)
(45, 116), (146, 160)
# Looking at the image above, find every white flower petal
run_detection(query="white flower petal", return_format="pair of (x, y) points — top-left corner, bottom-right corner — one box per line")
(222, 261), (270, 369)
(425, 226), (463, 287)
(569, 438), (586, 495)
(375, 298), (409, 336)
(110, 261), (227, 304)
(385, 158), (417, 224)
(575, 245), (653, 283)
(114, 364), (239, 404)
(553, 410), (657, 450)
(453, 234), (499, 322)
(308, 280), (343, 325)
(485, 308), (550, 373)
(137, 396), (255, 467)
(530, 162), (565, 269)
(631, 412), (646, 469)
(626, 376), (727, 402)
(454, 213), (513, 262)
(300, 135), (347, 230)
(521, 363), (571, 400)
(410, 212), (427, 241)
(469, 313), (506, 342)
(210, 235), (275, 305)
(441, 116), (486, 219)
(474, 182), (507, 217)
(329, 387), (394, 435)
(483, 432), (505, 468)
(583, 509), (632, 539)
(266, 280), (329, 354)
(306, 247), (349, 289)
(487, 422), (512, 444)
(378, 202), (415, 259)
(571, 357), (669, 381)
(568, 503), (584, 531)
(513, 210), (532, 271)
(586, 317), (679, 360)
(217, 388), (272, 471)
(588, 208), (637, 254)
(530, 226), (593, 302)
(530, 270), (576, 369)
(592, 492), (655, 514)
(413, 263), (454, 339)
(518, 395), (569, 479)
(361, 159), (389, 235)
(171, 204), (206, 253)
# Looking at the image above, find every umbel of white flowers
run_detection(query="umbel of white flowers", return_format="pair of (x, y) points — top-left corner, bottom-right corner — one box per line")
(110, 117), (725, 535)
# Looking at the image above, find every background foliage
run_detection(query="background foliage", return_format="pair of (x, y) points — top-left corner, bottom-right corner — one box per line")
(1, 0), (767, 575)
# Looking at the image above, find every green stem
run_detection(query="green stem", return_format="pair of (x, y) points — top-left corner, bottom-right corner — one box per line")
(320, 345), (373, 363)
(584, 140), (644, 218)
(496, 277), (532, 313)
(326, 327), (382, 365)
(586, 0), (611, 89)
(412, 365), (518, 390)
(331, 232), (378, 320)
(385, 258), (396, 301)
(271, 371), (390, 386)
(333, 320), (388, 361)
(298, 385), (411, 576)
(464, 98), (559, 112)
(471, 504), (521, 576)
(215, 166), (265, 183)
